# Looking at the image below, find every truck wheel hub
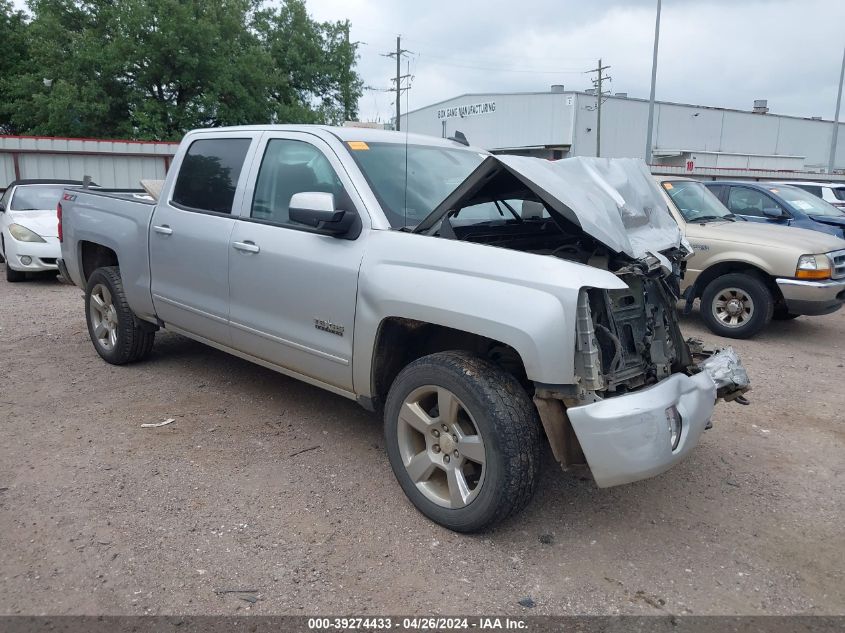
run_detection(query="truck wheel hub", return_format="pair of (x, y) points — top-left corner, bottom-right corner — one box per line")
(439, 433), (456, 454)
(396, 385), (487, 509)
(713, 287), (754, 327)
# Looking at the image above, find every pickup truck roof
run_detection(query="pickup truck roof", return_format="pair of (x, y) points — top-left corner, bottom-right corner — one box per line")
(195, 124), (477, 151)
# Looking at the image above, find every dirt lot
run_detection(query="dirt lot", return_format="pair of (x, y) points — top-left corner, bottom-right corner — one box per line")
(0, 267), (843, 616)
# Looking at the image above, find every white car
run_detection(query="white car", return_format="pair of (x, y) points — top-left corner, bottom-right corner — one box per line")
(772, 181), (845, 209)
(0, 180), (81, 282)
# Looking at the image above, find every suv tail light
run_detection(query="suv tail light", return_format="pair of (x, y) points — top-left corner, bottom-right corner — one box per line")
(57, 202), (63, 242)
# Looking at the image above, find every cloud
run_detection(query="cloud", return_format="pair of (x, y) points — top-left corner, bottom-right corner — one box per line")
(305, 0), (845, 122)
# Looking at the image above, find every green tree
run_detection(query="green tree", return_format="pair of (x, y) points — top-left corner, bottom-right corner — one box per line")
(255, 1), (363, 124)
(0, 1), (33, 133)
(2, 0), (363, 139)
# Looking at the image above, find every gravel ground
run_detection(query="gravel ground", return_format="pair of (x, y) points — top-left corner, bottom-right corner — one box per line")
(0, 267), (843, 616)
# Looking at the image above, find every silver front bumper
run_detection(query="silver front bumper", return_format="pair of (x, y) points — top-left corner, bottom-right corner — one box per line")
(567, 349), (748, 488)
(568, 372), (716, 487)
(776, 277), (845, 315)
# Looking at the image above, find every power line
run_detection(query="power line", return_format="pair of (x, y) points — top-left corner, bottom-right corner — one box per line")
(414, 57), (585, 74)
(587, 58), (611, 157)
(382, 36), (413, 130)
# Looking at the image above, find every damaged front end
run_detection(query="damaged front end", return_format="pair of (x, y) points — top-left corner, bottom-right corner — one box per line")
(570, 257), (750, 406)
(536, 250), (750, 487)
(414, 153), (750, 488)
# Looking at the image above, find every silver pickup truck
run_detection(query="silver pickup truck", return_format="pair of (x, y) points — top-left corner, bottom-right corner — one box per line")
(58, 125), (748, 532)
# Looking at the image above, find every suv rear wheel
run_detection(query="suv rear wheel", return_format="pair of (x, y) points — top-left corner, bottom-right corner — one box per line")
(700, 273), (773, 339)
(384, 351), (541, 532)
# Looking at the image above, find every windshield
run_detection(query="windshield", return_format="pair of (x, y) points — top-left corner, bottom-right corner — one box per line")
(662, 180), (734, 222)
(833, 187), (845, 202)
(347, 142), (486, 228)
(10, 185), (66, 211)
(768, 185), (844, 217)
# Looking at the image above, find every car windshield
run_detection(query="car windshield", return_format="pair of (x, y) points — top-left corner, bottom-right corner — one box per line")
(769, 185), (844, 217)
(662, 180), (735, 222)
(10, 185), (66, 211)
(347, 142), (486, 228)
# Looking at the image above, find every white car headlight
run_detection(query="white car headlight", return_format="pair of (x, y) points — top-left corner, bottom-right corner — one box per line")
(8, 223), (46, 243)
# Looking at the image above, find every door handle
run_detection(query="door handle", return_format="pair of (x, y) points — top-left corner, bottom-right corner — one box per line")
(153, 225), (173, 235)
(232, 240), (260, 254)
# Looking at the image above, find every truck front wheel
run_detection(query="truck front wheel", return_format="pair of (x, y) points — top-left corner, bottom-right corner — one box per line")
(384, 351), (541, 532)
(85, 266), (155, 364)
(700, 272), (773, 339)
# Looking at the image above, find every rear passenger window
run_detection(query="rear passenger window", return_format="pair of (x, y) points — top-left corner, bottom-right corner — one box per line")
(797, 185), (823, 197)
(251, 139), (348, 226)
(172, 138), (251, 214)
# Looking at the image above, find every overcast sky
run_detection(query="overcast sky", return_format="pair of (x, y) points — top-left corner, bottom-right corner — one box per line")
(10, 0), (844, 123)
(304, 0), (845, 123)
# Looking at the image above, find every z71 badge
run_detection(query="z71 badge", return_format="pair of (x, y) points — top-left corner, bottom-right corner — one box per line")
(314, 319), (345, 336)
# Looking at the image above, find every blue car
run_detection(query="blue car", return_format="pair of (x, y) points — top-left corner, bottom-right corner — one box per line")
(703, 181), (845, 239)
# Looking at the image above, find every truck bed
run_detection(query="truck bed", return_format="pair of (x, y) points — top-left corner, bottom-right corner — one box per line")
(60, 187), (158, 321)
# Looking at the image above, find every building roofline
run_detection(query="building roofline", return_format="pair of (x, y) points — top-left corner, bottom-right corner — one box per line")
(0, 134), (180, 145)
(402, 91), (844, 124)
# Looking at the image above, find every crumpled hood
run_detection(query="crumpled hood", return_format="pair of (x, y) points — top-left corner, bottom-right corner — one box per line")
(416, 155), (683, 260)
(496, 156), (683, 259)
(8, 210), (59, 238)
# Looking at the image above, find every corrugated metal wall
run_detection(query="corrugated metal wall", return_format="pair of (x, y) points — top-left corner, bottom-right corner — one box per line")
(0, 136), (178, 189)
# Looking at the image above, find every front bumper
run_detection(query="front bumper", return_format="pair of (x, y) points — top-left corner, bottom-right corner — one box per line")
(776, 277), (845, 316)
(3, 235), (60, 272)
(568, 372), (717, 487)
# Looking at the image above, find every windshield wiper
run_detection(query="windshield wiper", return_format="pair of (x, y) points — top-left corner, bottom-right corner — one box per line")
(693, 215), (733, 223)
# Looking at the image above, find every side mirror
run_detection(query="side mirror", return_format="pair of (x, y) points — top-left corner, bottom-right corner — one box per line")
(762, 207), (786, 219)
(289, 192), (357, 236)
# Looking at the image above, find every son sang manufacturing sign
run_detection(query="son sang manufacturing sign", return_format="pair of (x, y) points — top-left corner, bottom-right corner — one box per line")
(437, 101), (496, 120)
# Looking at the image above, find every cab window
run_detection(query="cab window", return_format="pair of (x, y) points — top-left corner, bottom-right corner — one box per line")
(172, 138), (252, 214)
(726, 187), (782, 218)
(251, 139), (349, 227)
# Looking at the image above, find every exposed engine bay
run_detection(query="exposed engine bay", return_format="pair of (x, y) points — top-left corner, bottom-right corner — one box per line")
(415, 155), (749, 405)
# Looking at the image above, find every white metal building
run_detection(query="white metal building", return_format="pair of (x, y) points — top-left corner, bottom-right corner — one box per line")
(0, 136), (178, 190)
(400, 88), (845, 180)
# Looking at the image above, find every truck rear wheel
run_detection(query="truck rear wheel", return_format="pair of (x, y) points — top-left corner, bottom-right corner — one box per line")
(384, 351), (541, 532)
(700, 273), (773, 339)
(85, 266), (155, 364)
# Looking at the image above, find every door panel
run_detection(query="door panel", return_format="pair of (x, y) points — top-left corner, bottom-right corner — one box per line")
(149, 206), (235, 344)
(228, 134), (368, 391)
(150, 134), (257, 345)
(228, 223), (363, 389)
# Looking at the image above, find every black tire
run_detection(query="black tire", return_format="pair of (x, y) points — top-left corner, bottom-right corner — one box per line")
(84, 266), (155, 364)
(5, 263), (25, 282)
(700, 273), (773, 339)
(384, 351), (541, 532)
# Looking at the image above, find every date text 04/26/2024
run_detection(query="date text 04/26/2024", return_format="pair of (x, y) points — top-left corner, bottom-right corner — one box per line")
(307, 617), (527, 630)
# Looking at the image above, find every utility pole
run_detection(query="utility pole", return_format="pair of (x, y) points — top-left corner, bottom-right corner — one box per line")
(645, 0), (662, 165)
(587, 58), (611, 157)
(384, 36), (412, 131)
(828, 46), (845, 173)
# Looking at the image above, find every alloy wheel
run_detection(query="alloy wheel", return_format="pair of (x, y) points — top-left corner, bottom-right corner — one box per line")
(89, 283), (118, 351)
(396, 385), (487, 509)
